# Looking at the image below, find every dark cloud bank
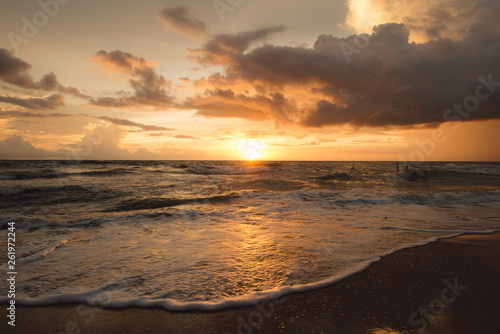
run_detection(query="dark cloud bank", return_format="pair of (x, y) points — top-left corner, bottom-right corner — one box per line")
(186, 0), (500, 128)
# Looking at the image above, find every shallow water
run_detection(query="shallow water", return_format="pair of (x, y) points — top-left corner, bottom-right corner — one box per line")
(1, 160), (499, 310)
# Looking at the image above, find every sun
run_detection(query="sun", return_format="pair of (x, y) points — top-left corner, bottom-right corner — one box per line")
(238, 139), (265, 160)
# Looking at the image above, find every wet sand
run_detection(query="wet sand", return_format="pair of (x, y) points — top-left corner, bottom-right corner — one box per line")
(2, 233), (500, 334)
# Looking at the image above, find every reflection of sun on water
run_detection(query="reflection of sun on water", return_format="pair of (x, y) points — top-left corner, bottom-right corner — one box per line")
(238, 139), (265, 160)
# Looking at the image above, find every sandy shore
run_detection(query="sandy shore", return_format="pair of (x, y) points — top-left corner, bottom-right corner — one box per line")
(2, 233), (500, 334)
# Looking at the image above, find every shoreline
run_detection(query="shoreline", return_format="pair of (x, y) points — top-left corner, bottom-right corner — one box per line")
(2, 232), (500, 333)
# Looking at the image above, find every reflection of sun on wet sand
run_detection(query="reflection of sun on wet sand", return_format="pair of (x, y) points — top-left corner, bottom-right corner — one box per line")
(4, 233), (499, 334)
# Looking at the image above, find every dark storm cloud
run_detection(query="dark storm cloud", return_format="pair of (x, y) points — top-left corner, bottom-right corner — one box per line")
(187, 3), (500, 128)
(98, 116), (174, 131)
(90, 50), (175, 109)
(0, 49), (87, 98)
(0, 94), (64, 110)
(157, 5), (207, 41)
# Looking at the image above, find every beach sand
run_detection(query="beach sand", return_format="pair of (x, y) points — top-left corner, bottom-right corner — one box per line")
(3, 233), (500, 334)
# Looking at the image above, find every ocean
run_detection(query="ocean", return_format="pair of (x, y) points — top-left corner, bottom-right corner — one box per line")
(1, 160), (499, 311)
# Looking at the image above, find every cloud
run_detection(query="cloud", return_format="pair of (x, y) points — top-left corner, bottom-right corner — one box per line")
(0, 135), (65, 159)
(183, 89), (266, 120)
(0, 94), (64, 110)
(186, 8), (500, 128)
(0, 110), (74, 118)
(0, 48), (87, 98)
(66, 125), (155, 160)
(90, 50), (175, 109)
(174, 134), (197, 139)
(67, 125), (209, 160)
(0, 126), (209, 160)
(189, 26), (286, 66)
(98, 116), (174, 131)
(0, 49), (31, 84)
(342, 0), (500, 43)
(182, 88), (297, 122)
(157, 6), (207, 42)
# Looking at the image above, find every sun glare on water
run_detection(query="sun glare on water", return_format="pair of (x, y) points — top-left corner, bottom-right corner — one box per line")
(238, 139), (266, 160)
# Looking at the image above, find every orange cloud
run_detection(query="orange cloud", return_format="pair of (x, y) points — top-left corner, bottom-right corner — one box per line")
(184, 19), (500, 128)
(90, 50), (175, 109)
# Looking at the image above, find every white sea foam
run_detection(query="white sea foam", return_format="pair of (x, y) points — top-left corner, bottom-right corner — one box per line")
(4, 231), (496, 311)
(16, 239), (70, 266)
(1, 161), (500, 312)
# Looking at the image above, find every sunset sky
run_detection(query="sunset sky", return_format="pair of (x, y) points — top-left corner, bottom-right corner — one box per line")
(0, 0), (499, 161)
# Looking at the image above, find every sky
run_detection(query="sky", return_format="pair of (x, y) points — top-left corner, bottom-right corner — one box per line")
(0, 0), (499, 161)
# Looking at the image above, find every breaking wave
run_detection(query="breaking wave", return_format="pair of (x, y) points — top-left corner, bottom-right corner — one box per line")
(106, 193), (240, 212)
(313, 172), (355, 182)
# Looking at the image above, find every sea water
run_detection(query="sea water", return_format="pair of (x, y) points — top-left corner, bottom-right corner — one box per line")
(1, 160), (499, 310)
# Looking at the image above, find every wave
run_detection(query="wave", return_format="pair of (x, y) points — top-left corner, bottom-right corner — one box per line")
(0, 184), (125, 208)
(0, 255), (387, 311)
(0, 184), (88, 197)
(291, 189), (500, 207)
(0, 211), (182, 231)
(0, 167), (140, 181)
(398, 166), (500, 181)
(15, 239), (69, 266)
(6, 231), (497, 311)
(0, 216), (115, 231)
(0, 169), (63, 180)
(0, 185), (25, 196)
(397, 168), (458, 181)
(313, 172), (354, 182)
(105, 193), (240, 212)
(76, 168), (138, 177)
(393, 190), (500, 205)
(186, 165), (271, 175)
(436, 163), (500, 176)
(235, 178), (308, 192)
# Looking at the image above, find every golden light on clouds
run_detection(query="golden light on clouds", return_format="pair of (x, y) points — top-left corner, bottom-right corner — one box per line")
(0, 0), (499, 161)
(342, 0), (384, 34)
